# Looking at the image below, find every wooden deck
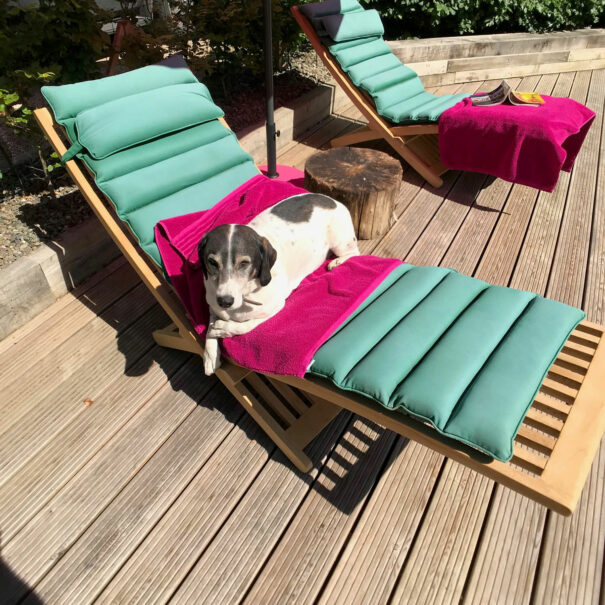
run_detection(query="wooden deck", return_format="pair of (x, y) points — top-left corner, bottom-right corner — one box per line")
(1, 69), (603, 604)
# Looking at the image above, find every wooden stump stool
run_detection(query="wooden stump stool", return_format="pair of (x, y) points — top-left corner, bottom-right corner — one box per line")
(304, 146), (402, 240)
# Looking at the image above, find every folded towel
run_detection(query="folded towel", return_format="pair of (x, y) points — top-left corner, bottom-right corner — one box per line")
(438, 96), (595, 192)
(155, 173), (400, 376)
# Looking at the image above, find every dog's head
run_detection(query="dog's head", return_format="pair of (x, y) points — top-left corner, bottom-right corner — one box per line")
(198, 224), (277, 311)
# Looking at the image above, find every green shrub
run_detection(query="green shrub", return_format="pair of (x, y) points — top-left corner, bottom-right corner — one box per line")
(0, 0), (107, 183)
(363, 0), (604, 38)
(186, 0), (303, 75)
(0, 73), (62, 186)
(0, 0), (109, 89)
(116, 1), (307, 87)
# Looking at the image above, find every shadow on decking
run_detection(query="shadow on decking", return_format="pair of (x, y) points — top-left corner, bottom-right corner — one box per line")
(0, 555), (44, 604)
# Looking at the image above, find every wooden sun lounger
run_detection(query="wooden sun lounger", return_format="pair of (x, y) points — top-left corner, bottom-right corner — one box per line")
(35, 107), (605, 516)
(291, 5), (447, 188)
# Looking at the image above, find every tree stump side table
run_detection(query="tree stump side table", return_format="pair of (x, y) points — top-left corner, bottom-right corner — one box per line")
(304, 146), (402, 240)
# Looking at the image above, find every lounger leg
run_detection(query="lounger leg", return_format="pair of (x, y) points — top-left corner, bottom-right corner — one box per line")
(153, 324), (201, 354)
(154, 323), (342, 473)
(387, 136), (445, 188)
(217, 366), (341, 472)
(331, 125), (383, 148)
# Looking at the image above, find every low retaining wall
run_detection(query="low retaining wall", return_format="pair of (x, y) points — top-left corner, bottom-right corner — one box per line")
(388, 28), (605, 87)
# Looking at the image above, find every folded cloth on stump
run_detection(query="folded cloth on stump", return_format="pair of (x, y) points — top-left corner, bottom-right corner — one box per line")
(155, 174), (401, 377)
(438, 95), (595, 192)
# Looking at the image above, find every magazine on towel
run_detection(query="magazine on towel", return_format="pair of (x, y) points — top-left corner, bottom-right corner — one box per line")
(470, 80), (545, 107)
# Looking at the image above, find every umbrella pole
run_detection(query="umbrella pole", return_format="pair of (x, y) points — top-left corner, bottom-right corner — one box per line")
(264, 0), (279, 177)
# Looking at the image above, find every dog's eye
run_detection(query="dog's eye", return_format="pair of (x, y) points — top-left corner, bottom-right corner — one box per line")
(207, 258), (219, 269)
(238, 260), (250, 270)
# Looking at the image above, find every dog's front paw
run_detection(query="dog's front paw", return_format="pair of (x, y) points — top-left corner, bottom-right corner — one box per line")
(203, 353), (221, 375)
(203, 338), (222, 375)
(207, 319), (236, 339)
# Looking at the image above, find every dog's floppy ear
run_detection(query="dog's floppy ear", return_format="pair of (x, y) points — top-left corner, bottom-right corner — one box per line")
(258, 236), (277, 287)
(198, 234), (209, 278)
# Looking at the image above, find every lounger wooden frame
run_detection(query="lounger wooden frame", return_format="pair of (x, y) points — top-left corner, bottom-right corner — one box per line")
(35, 107), (605, 516)
(291, 5), (447, 187)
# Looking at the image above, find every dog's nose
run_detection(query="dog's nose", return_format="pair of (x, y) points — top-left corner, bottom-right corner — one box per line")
(217, 295), (234, 309)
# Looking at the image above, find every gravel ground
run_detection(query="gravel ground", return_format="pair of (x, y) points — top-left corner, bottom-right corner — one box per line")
(0, 170), (92, 266)
(0, 51), (331, 269)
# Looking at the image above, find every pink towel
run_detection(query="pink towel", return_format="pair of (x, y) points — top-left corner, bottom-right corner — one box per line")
(438, 96), (595, 192)
(155, 171), (401, 377)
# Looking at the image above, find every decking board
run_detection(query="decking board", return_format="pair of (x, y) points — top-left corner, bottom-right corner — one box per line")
(169, 413), (350, 605)
(530, 68), (605, 605)
(0, 279), (154, 425)
(94, 415), (274, 605)
(0, 359), (219, 604)
(0, 343), (188, 542)
(0, 257), (127, 357)
(458, 68), (602, 605)
(241, 418), (398, 604)
(318, 441), (442, 605)
(0, 302), (169, 486)
(0, 258), (132, 372)
(28, 384), (243, 605)
(547, 70), (602, 309)
(414, 72), (581, 605)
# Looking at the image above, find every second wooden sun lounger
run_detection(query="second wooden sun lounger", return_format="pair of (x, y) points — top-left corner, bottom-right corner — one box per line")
(291, 0), (471, 187)
(34, 59), (605, 516)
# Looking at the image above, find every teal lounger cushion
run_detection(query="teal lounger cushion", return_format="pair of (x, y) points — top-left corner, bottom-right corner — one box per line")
(300, 0), (470, 124)
(311, 265), (585, 461)
(42, 56), (258, 265)
(42, 60), (585, 462)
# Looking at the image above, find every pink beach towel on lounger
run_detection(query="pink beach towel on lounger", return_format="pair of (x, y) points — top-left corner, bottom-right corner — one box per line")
(438, 95), (595, 192)
(155, 173), (401, 377)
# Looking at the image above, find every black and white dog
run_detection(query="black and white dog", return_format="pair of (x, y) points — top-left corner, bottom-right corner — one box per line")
(199, 193), (359, 375)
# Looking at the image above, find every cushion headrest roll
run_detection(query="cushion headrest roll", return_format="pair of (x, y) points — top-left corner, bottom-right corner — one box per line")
(62, 82), (223, 161)
(299, 0), (363, 19)
(320, 9), (384, 42)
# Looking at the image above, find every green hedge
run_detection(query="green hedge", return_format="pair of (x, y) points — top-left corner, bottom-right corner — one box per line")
(363, 0), (605, 38)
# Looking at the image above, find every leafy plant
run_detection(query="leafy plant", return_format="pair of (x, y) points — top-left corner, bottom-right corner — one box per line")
(116, 0), (307, 89)
(0, 0), (108, 186)
(0, 73), (62, 192)
(0, 0), (110, 85)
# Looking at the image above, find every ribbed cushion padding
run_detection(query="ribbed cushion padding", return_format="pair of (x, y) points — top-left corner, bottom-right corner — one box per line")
(310, 265), (585, 460)
(42, 57), (258, 266)
(301, 0), (470, 124)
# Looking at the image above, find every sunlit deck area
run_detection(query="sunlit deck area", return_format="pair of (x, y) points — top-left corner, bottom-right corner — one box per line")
(1, 68), (603, 604)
